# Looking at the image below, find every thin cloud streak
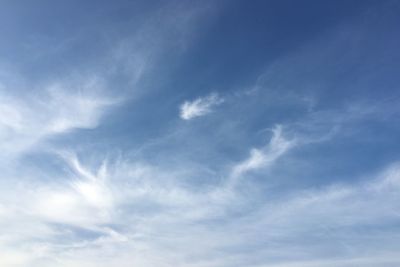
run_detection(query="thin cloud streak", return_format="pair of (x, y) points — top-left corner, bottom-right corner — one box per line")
(230, 125), (296, 182)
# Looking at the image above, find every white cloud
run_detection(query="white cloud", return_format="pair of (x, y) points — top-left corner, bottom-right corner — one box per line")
(45, 84), (117, 134)
(2, 95), (399, 266)
(0, 3), (229, 266)
(180, 93), (224, 120)
(30, 153), (114, 227)
(0, 78), (117, 161)
(230, 125), (296, 182)
(1, 2), (399, 266)
(1, 146), (400, 267)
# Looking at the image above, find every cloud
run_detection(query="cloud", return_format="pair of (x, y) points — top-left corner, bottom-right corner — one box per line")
(3, 158), (399, 267)
(0, 2), (399, 266)
(0, 77), (119, 162)
(230, 125), (296, 181)
(0, 3), (228, 267)
(180, 93), (224, 120)
(1, 124), (400, 267)
(2, 86), (399, 267)
(31, 153), (114, 226)
(228, 163), (400, 266)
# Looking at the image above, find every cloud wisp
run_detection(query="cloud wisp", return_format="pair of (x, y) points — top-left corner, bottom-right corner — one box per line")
(180, 93), (224, 120)
(0, 80), (117, 161)
(230, 125), (296, 182)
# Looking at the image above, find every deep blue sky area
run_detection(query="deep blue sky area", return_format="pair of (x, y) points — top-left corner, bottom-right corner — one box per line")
(1, 1), (400, 267)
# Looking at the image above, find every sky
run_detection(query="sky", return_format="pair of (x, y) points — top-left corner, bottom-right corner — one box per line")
(0, 0), (400, 266)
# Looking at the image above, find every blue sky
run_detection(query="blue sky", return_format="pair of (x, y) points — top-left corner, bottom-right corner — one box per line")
(1, 1), (400, 266)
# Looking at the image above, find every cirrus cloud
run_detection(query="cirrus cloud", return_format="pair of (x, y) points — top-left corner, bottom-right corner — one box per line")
(180, 93), (224, 120)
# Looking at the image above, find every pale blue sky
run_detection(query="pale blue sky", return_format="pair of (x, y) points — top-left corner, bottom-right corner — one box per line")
(1, 1), (400, 266)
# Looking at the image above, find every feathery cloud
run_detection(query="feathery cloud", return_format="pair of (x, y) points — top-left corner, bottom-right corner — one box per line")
(231, 125), (296, 181)
(180, 93), (224, 120)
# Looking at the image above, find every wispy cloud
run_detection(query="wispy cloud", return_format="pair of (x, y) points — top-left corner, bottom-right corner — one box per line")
(32, 152), (114, 226)
(230, 125), (296, 182)
(0, 78), (117, 161)
(2, 153), (399, 267)
(0, 1), (399, 266)
(2, 78), (399, 267)
(180, 93), (224, 120)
